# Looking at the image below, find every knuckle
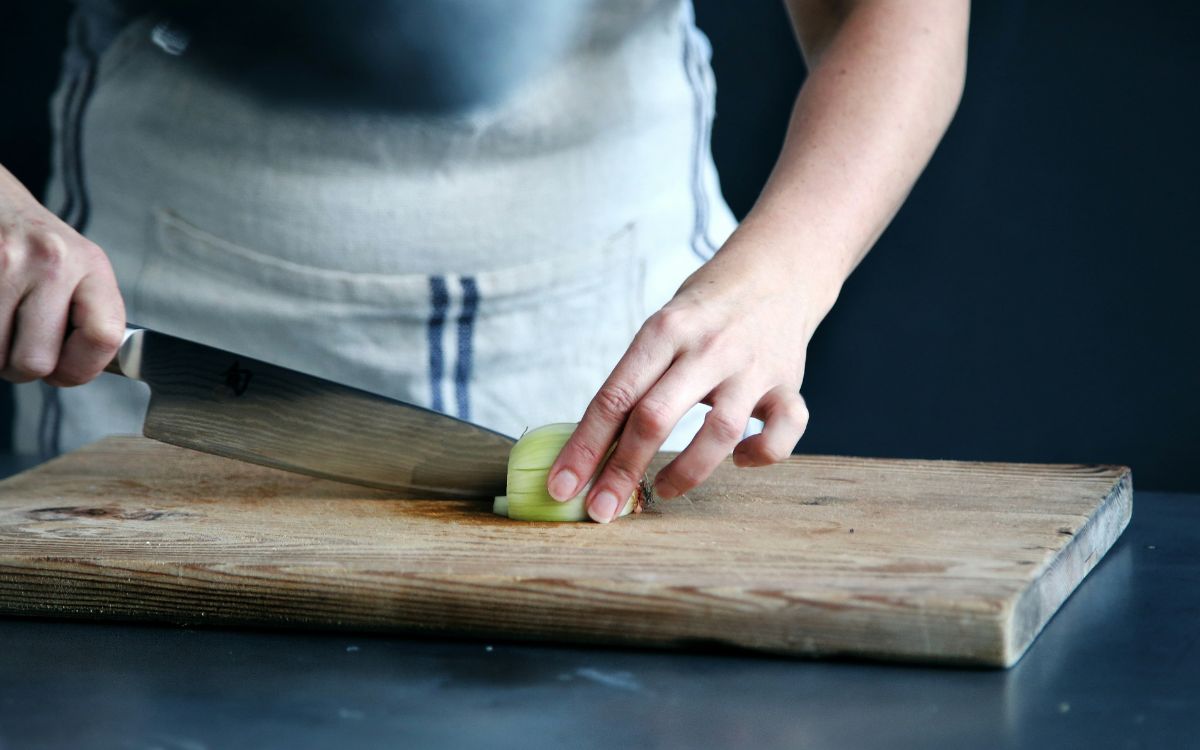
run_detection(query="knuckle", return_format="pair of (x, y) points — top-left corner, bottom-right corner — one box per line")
(591, 383), (639, 422)
(569, 437), (606, 467)
(647, 306), (689, 339)
(705, 410), (745, 444)
(756, 443), (789, 464)
(782, 398), (810, 429)
(667, 461), (707, 490)
(79, 322), (125, 355)
(79, 238), (104, 259)
(78, 240), (114, 273)
(29, 232), (69, 271)
(628, 399), (673, 440)
(603, 456), (644, 489)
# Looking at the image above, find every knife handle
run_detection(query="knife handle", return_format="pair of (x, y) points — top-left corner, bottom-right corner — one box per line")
(104, 326), (146, 380)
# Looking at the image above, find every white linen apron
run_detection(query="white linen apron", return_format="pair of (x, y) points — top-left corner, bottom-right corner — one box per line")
(15, 0), (738, 457)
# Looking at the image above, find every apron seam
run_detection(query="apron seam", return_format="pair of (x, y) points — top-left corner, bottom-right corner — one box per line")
(40, 10), (101, 459)
(680, 3), (718, 261)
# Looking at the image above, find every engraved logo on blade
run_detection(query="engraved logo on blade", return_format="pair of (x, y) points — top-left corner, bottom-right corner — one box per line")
(224, 360), (253, 397)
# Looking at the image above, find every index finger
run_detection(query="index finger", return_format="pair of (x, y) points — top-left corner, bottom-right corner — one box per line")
(547, 330), (674, 501)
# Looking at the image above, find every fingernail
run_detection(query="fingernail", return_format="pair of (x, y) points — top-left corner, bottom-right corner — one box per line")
(547, 469), (578, 502)
(588, 491), (619, 524)
(655, 477), (679, 500)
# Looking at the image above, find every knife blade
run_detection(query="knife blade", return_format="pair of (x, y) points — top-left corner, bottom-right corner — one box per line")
(105, 326), (515, 498)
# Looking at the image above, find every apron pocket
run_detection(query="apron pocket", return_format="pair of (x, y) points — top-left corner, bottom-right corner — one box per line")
(144, 209), (644, 434)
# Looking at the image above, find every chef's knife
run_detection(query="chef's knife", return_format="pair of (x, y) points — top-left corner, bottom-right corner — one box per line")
(104, 326), (514, 498)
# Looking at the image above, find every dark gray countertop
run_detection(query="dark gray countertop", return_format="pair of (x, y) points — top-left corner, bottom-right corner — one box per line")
(0, 455), (1196, 749)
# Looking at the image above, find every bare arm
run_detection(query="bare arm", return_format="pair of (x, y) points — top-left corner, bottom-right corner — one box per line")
(751, 0), (969, 300)
(548, 0), (970, 522)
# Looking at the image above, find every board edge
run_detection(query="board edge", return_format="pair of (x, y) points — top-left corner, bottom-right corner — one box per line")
(1000, 467), (1133, 667)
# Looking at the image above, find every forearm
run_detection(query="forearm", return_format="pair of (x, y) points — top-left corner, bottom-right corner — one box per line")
(719, 0), (969, 333)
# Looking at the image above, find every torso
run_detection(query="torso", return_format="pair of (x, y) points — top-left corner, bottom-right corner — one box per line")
(18, 0), (735, 455)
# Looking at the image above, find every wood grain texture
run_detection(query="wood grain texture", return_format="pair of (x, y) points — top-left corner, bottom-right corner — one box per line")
(0, 436), (1132, 667)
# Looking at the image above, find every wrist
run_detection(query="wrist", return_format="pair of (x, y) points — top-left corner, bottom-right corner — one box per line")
(713, 218), (847, 337)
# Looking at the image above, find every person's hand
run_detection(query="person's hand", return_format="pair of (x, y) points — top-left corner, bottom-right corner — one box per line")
(0, 167), (125, 386)
(547, 232), (834, 523)
(543, 0), (966, 523)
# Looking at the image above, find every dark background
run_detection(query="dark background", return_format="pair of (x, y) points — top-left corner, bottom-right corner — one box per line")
(2, 1), (1197, 490)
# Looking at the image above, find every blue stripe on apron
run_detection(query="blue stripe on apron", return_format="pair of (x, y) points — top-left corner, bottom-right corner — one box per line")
(427, 276), (450, 413)
(454, 276), (479, 421)
(427, 275), (480, 421)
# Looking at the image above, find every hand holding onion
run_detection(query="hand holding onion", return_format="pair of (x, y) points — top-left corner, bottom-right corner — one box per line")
(536, 232), (829, 524)
(499, 0), (969, 523)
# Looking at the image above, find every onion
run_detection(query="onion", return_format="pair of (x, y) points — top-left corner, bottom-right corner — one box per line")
(493, 422), (646, 522)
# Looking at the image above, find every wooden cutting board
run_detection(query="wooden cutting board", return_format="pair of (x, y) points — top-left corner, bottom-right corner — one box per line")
(0, 436), (1131, 667)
